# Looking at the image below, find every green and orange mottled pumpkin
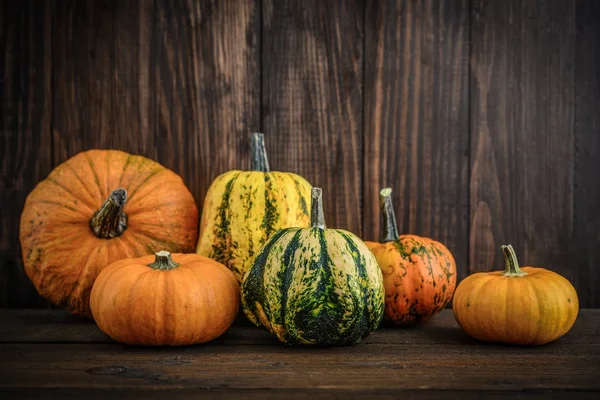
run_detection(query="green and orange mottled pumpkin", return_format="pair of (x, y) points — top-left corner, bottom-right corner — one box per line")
(196, 133), (312, 283)
(19, 149), (198, 318)
(364, 188), (456, 325)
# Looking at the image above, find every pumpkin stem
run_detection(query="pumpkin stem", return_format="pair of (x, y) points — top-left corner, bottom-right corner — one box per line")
(311, 187), (326, 229)
(250, 132), (270, 172)
(379, 188), (400, 242)
(90, 188), (128, 239)
(147, 250), (180, 271)
(501, 244), (527, 277)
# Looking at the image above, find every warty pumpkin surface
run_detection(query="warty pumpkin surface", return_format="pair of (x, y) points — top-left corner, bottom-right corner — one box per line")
(364, 188), (456, 325)
(19, 149), (198, 318)
(196, 133), (312, 283)
(452, 245), (579, 345)
(90, 251), (239, 346)
(241, 188), (385, 346)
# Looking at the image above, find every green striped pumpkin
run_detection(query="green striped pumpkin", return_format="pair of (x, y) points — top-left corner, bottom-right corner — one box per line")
(241, 188), (385, 346)
(196, 133), (312, 282)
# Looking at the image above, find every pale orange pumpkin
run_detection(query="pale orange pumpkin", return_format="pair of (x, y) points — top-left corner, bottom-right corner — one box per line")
(90, 251), (239, 346)
(452, 245), (579, 345)
(19, 149), (198, 318)
(364, 188), (457, 325)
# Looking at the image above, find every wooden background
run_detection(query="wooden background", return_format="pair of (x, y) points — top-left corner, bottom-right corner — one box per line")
(1, 0), (599, 308)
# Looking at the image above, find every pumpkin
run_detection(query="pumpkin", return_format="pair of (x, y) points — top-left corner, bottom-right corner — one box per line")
(364, 188), (457, 325)
(241, 187), (385, 346)
(90, 251), (239, 346)
(196, 132), (312, 283)
(19, 149), (198, 318)
(452, 245), (579, 345)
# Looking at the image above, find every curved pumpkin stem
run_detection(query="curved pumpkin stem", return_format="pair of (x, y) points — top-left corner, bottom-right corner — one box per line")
(148, 251), (180, 271)
(311, 187), (326, 229)
(90, 188), (128, 239)
(250, 132), (270, 172)
(379, 188), (400, 243)
(501, 244), (527, 277)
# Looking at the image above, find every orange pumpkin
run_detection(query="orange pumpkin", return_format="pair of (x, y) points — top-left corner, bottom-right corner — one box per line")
(452, 245), (579, 345)
(90, 251), (239, 346)
(364, 188), (457, 325)
(19, 149), (198, 318)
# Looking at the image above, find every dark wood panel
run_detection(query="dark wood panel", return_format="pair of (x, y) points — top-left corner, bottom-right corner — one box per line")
(0, 310), (599, 396)
(1, 0), (599, 310)
(52, 0), (156, 161)
(1, 341), (599, 390)
(1, 309), (597, 345)
(574, 0), (600, 307)
(262, 0), (364, 234)
(154, 0), (260, 212)
(2, 388), (598, 400)
(363, 0), (470, 279)
(0, 0), (53, 308)
(469, 2), (576, 284)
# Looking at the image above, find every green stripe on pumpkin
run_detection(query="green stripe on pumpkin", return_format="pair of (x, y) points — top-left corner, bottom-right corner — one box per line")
(242, 227), (300, 328)
(290, 176), (310, 216)
(338, 231), (374, 339)
(211, 172), (241, 274)
(261, 174), (280, 241)
(279, 229), (305, 342)
(242, 227), (385, 346)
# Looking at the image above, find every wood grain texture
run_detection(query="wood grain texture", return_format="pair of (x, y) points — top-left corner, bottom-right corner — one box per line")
(363, 0), (470, 280)
(1, 0), (600, 309)
(0, 310), (599, 396)
(52, 0), (156, 161)
(574, 0), (600, 307)
(2, 309), (598, 345)
(0, 0), (53, 308)
(262, 0), (364, 234)
(0, 322), (598, 391)
(469, 1), (576, 282)
(2, 389), (598, 400)
(1, 343), (598, 390)
(0, 310), (598, 393)
(155, 0), (260, 212)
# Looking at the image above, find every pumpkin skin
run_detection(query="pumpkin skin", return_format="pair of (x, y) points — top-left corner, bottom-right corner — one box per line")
(452, 245), (578, 346)
(90, 251), (239, 346)
(364, 188), (456, 325)
(197, 133), (312, 283)
(241, 188), (385, 346)
(19, 149), (198, 318)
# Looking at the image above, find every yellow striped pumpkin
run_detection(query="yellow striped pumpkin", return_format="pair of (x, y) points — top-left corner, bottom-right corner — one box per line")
(196, 133), (312, 282)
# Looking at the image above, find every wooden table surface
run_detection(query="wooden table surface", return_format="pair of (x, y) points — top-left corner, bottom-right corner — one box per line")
(0, 309), (599, 399)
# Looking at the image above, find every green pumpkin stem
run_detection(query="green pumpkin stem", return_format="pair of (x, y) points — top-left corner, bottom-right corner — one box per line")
(311, 187), (326, 229)
(501, 245), (527, 277)
(148, 251), (180, 271)
(90, 188), (128, 239)
(250, 132), (270, 172)
(379, 188), (400, 242)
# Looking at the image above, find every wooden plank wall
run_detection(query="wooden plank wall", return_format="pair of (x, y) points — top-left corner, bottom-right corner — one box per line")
(1, 0), (599, 308)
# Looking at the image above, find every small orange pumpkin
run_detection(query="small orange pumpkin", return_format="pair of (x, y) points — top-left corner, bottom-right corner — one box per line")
(19, 149), (198, 318)
(364, 188), (457, 325)
(90, 251), (239, 346)
(452, 245), (578, 345)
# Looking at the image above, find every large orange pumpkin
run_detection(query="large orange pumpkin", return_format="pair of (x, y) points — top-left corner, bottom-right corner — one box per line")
(90, 251), (239, 346)
(19, 149), (198, 318)
(364, 188), (457, 325)
(452, 245), (579, 345)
